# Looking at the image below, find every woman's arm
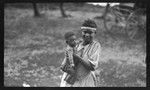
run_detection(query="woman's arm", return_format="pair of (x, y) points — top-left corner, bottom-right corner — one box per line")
(73, 54), (94, 70)
(73, 41), (101, 71)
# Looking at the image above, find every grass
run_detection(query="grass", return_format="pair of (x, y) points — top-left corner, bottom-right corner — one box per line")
(97, 59), (146, 87)
(4, 4), (146, 87)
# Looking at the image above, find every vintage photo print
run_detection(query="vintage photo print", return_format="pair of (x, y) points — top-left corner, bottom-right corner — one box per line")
(4, 2), (146, 87)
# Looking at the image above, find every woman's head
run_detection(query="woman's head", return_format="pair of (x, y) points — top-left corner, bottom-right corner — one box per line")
(81, 19), (97, 45)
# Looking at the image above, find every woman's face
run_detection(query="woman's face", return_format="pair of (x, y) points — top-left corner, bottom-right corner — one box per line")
(81, 29), (95, 45)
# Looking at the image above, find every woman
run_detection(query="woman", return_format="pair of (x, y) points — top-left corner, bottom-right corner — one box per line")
(60, 19), (101, 87)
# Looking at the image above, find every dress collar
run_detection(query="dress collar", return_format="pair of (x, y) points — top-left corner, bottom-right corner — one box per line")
(77, 41), (94, 51)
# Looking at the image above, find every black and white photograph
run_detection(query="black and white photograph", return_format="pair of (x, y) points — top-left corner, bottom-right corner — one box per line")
(4, 2), (146, 87)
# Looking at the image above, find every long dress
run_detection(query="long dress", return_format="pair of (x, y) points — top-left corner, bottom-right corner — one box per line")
(60, 40), (101, 87)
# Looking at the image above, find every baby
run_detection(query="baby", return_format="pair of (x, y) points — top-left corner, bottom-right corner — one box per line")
(60, 31), (78, 85)
(65, 31), (77, 67)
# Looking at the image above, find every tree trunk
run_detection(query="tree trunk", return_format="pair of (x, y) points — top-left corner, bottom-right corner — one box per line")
(102, 3), (110, 18)
(59, 3), (67, 17)
(103, 3), (110, 31)
(32, 3), (40, 17)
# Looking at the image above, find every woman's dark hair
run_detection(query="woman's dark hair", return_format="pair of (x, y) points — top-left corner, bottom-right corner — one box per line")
(64, 31), (75, 40)
(82, 19), (97, 28)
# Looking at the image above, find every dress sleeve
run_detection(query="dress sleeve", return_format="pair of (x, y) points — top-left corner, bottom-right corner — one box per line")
(87, 42), (101, 70)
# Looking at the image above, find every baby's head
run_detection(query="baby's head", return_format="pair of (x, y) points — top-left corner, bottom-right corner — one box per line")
(64, 31), (77, 48)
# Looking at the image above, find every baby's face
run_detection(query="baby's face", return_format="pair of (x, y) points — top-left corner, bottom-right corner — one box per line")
(67, 35), (77, 48)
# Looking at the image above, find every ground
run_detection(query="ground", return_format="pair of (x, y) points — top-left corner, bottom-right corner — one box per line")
(4, 4), (146, 87)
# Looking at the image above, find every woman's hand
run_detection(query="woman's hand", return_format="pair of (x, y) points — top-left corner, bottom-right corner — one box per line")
(73, 53), (83, 62)
(73, 53), (94, 71)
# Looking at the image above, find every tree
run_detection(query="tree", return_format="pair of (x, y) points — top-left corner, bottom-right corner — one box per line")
(59, 3), (68, 17)
(94, 3), (117, 40)
(101, 3), (112, 32)
(133, 2), (146, 15)
(134, 2), (146, 9)
(32, 2), (40, 17)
